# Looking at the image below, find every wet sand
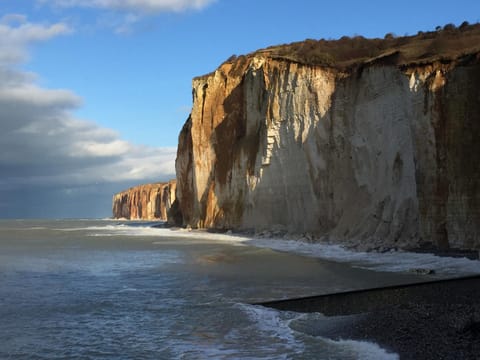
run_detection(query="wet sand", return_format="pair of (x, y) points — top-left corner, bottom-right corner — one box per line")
(258, 276), (480, 359)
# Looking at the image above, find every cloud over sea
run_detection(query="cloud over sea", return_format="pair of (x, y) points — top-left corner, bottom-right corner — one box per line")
(0, 14), (176, 218)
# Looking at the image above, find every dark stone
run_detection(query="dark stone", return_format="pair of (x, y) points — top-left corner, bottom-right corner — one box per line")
(256, 275), (480, 359)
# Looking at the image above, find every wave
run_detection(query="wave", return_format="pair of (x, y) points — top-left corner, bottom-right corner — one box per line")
(236, 303), (399, 360)
(237, 303), (305, 356)
(79, 223), (250, 243)
(325, 338), (399, 360)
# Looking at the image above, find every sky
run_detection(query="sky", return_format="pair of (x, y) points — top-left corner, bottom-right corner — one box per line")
(0, 0), (479, 219)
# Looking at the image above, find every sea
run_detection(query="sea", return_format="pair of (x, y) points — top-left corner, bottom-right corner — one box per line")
(1, 219), (479, 360)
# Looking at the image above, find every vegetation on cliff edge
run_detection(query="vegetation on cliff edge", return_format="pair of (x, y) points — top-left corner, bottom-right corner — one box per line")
(223, 22), (480, 70)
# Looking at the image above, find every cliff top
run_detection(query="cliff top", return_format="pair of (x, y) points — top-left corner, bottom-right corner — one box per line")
(259, 22), (480, 67)
(196, 22), (480, 80)
(114, 180), (176, 197)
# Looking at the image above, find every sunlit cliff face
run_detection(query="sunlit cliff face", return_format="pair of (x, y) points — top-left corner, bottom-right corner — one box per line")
(175, 53), (480, 251)
(112, 180), (176, 220)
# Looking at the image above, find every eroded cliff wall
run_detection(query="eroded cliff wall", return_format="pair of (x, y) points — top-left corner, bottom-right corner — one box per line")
(175, 51), (480, 251)
(112, 180), (176, 220)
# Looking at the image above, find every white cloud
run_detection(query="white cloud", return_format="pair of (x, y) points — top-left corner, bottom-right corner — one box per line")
(0, 85), (81, 108)
(39, 0), (215, 13)
(0, 16), (177, 217)
(0, 71), (177, 183)
(0, 14), (71, 64)
(71, 139), (131, 157)
(37, 0), (216, 33)
(0, 21), (71, 42)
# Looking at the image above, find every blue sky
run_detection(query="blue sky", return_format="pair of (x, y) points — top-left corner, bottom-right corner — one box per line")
(0, 0), (479, 218)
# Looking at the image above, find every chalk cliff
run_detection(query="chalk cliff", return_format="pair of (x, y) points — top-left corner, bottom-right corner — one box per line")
(175, 26), (480, 251)
(112, 180), (176, 220)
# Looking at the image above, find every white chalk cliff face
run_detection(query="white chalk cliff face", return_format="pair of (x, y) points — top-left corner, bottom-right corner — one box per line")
(175, 54), (480, 251)
(112, 180), (176, 220)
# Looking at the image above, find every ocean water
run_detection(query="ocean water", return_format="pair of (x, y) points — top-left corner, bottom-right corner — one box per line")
(0, 219), (466, 360)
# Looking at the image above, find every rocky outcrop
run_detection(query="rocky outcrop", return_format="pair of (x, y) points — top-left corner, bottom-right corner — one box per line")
(112, 180), (176, 220)
(174, 29), (480, 251)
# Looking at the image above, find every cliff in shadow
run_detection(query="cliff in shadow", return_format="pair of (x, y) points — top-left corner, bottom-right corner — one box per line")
(174, 24), (480, 251)
(112, 180), (176, 220)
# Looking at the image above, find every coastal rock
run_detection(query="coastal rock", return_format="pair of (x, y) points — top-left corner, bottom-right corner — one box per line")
(112, 180), (176, 220)
(174, 30), (480, 251)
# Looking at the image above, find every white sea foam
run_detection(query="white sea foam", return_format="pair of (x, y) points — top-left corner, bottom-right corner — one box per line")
(236, 303), (305, 356)
(152, 228), (250, 243)
(80, 223), (251, 243)
(247, 238), (480, 276)
(116, 287), (138, 293)
(58, 223), (166, 237)
(167, 341), (245, 360)
(325, 338), (399, 360)
(0, 246), (183, 274)
(237, 303), (399, 360)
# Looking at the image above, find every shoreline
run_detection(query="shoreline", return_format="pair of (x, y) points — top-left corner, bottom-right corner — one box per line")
(166, 222), (480, 260)
(111, 220), (480, 276)
(258, 276), (480, 359)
